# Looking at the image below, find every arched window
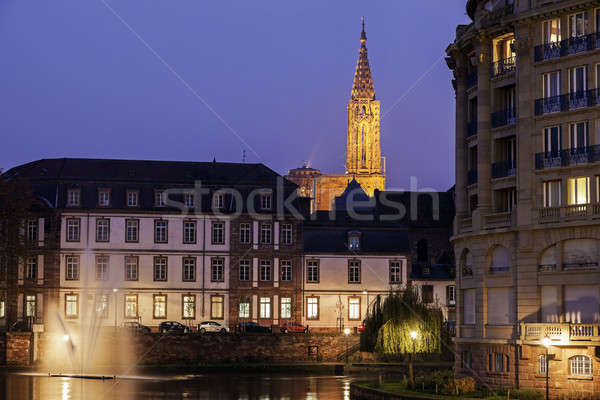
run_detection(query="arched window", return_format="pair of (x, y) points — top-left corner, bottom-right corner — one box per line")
(417, 240), (429, 263)
(489, 246), (510, 273)
(362, 105), (366, 115)
(461, 249), (473, 277)
(570, 355), (592, 377)
(539, 245), (557, 272)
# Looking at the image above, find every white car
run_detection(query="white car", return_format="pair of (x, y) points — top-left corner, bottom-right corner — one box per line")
(198, 321), (229, 334)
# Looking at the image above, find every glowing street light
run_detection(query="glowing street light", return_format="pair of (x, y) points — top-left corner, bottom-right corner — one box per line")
(409, 330), (419, 389)
(410, 330), (418, 340)
(344, 328), (351, 364)
(542, 337), (551, 400)
(62, 334), (69, 342)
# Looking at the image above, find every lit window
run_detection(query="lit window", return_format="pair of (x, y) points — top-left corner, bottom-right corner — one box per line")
(348, 236), (360, 250)
(65, 294), (78, 318)
(307, 297), (319, 320)
(154, 190), (166, 207)
(95, 256), (108, 281)
(239, 260), (250, 281)
(211, 258), (224, 282)
(542, 18), (561, 44)
(126, 219), (139, 243)
(125, 295), (138, 318)
(348, 297), (360, 320)
(182, 258), (196, 282)
(239, 301), (250, 318)
(281, 223), (292, 245)
(260, 193), (272, 210)
(307, 260), (319, 283)
(280, 260), (292, 282)
(153, 295), (166, 319)
(212, 222), (225, 244)
(0, 300), (5, 318)
(259, 297), (271, 319)
(239, 223), (251, 244)
(66, 256), (79, 280)
(125, 256), (138, 281)
(183, 295), (195, 319)
(95, 295), (108, 318)
(96, 219), (110, 242)
(260, 260), (271, 281)
(280, 297), (292, 319)
(67, 189), (80, 207)
(260, 223), (272, 244)
(390, 261), (402, 284)
(348, 260), (361, 283)
(183, 221), (196, 244)
(567, 177), (590, 205)
(447, 285), (456, 305)
(211, 295), (224, 319)
(25, 295), (36, 318)
(66, 218), (80, 242)
(570, 355), (592, 377)
(153, 257), (167, 281)
(98, 189), (110, 207)
(127, 190), (138, 207)
(25, 257), (37, 280)
(539, 354), (547, 375)
(154, 220), (168, 243)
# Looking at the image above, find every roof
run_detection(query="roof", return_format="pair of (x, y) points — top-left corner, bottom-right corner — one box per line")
(410, 263), (455, 281)
(334, 178), (371, 211)
(351, 20), (375, 100)
(303, 227), (410, 254)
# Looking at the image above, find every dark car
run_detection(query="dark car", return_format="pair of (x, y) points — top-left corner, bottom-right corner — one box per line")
(280, 322), (309, 333)
(159, 321), (190, 334)
(236, 321), (271, 333)
(123, 321), (151, 335)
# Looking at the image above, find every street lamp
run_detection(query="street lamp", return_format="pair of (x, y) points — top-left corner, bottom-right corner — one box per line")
(362, 290), (369, 317)
(344, 328), (351, 364)
(409, 330), (418, 389)
(542, 337), (551, 400)
(113, 288), (119, 331)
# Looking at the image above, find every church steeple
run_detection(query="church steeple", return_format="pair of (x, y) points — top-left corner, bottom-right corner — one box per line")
(351, 17), (375, 101)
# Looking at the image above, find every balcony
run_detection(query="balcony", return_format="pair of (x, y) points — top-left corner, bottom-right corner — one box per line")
(491, 108), (516, 128)
(491, 56), (516, 78)
(491, 159), (516, 179)
(466, 120), (477, 138)
(520, 323), (600, 346)
(484, 211), (513, 229)
(538, 203), (600, 223)
(466, 72), (477, 89)
(534, 32), (600, 62)
(534, 145), (600, 169)
(467, 169), (477, 185)
(534, 88), (599, 116)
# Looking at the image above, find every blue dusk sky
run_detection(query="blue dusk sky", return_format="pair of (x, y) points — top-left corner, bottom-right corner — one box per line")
(0, 0), (470, 191)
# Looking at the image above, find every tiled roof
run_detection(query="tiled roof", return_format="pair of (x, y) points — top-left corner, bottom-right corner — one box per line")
(303, 227), (410, 254)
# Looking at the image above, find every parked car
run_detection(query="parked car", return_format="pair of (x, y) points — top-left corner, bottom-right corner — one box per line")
(123, 321), (151, 334)
(158, 321), (190, 334)
(235, 321), (271, 333)
(198, 321), (229, 334)
(280, 322), (309, 333)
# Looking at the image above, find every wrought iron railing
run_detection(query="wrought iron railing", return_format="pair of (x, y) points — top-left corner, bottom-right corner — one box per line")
(534, 89), (600, 116)
(534, 32), (600, 62)
(534, 145), (600, 169)
(491, 56), (516, 78)
(467, 169), (477, 185)
(491, 107), (516, 128)
(466, 72), (478, 89)
(491, 159), (516, 179)
(466, 120), (477, 138)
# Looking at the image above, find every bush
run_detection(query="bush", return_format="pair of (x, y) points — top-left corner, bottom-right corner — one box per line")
(509, 389), (543, 400)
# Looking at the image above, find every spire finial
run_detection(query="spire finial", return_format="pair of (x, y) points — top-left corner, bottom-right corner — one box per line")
(360, 16), (367, 46)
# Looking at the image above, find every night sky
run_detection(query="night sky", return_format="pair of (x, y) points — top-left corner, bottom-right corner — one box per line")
(0, 1), (470, 191)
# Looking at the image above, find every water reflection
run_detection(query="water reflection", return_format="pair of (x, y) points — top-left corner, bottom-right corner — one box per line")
(2, 373), (353, 400)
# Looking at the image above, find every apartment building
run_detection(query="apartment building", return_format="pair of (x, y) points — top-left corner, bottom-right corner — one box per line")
(447, 0), (600, 396)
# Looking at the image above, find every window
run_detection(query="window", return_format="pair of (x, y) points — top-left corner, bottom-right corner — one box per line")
(490, 353), (505, 372)
(26, 220), (38, 242)
(183, 295), (195, 319)
(211, 258), (224, 282)
(543, 180), (561, 207)
(155, 190), (166, 207)
(260, 193), (272, 210)
(66, 218), (80, 242)
(154, 220), (168, 243)
(348, 260), (361, 283)
(125, 256), (138, 281)
(239, 223), (251, 244)
(390, 261), (402, 284)
(183, 221), (196, 244)
(569, 121), (589, 149)
(211, 295), (224, 319)
(570, 355), (592, 377)
(569, 12), (586, 38)
(280, 297), (292, 319)
(182, 258), (196, 282)
(568, 66), (587, 94)
(95, 295), (108, 318)
(153, 257), (168, 281)
(126, 219), (139, 243)
(447, 285), (456, 305)
(98, 189), (111, 207)
(461, 351), (472, 369)
(417, 239), (429, 263)
(96, 219), (110, 242)
(65, 294), (78, 318)
(239, 301), (250, 318)
(153, 295), (166, 319)
(0, 300), (5, 318)
(487, 287), (513, 325)
(307, 297), (319, 320)
(95, 256), (108, 281)
(25, 257), (37, 280)
(463, 289), (476, 325)
(66, 256), (79, 280)
(239, 260), (250, 281)
(184, 193), (195, 209)
(348, 297), (361, 320)
(280, 260), (292, 282)
(539, 354), (547, 375)
(259, 297), (271, 319)
(212, 222), (224, 244)
(260, 223), (272, 244)
(260, 260), (272, 281)
(543, 126), (561, 154)
(281, 223), (292, 245)
(127, 190), (138, 207)
(542, 18), (561, 44)
(567, 177), (590, 205)
(25, 295), (36, 318)
(307, 260), (319, 283)
(542, 71), (560, 98)
(67, 189), (80, 207)
(212, 193), (224, 209)
(348, 235), (360, 250)
(125, 294), (138, 318)
(422, 285), (434, 303)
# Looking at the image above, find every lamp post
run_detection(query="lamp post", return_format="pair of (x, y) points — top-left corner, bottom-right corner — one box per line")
(344, 328), (351, 364)
(113, 288), (118, 331)
(362, 290), (369, 317)
(542, 337), (551, 400)
(409, 330), (418, 389)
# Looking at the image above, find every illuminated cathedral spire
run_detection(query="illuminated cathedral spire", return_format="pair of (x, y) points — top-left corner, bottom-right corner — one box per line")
(351, 17), (375, 101)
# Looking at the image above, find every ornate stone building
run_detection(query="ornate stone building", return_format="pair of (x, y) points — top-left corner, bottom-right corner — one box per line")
(447, 0), (600, 397)
(286, 19), (385, 211)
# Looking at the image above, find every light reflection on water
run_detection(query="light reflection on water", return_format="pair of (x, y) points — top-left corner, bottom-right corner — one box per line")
(1, 373), (354, 400)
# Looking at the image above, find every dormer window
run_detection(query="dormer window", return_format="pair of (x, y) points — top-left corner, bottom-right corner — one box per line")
(213, 193), (224, 209)
(348, 231), (361, 250)
(67, 189), (80, 207)
(185, 193), (195, 209)
(155, 190), (166, 207)
(260, 193), (272, 210)
(98, 189), (111, 207)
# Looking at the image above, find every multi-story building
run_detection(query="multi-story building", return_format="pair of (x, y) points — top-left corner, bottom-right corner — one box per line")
(447, 0), (600, 396)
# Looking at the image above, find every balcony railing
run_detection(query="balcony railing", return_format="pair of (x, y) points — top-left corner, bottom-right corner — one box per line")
(491, 56), (516, 78)
(520, 323), (600, 345)
(484, 211), (513, 229)
(538, 203), (600, 223)
(534, 88), (599, 116)
(466, 120), (477, 138)
(491, 159), (516, 179)
(534, 32), (600, 62)
(467, 169), (477, 185)
(534, 145), (600, 169)
(491, 107), (516, 128)
(466, 72), (478, 89)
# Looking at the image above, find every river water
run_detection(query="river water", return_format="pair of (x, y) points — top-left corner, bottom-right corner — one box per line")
(0, 372), (354, 400)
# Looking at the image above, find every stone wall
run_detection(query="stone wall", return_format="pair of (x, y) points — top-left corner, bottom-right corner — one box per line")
(4, 332), (32, 366)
